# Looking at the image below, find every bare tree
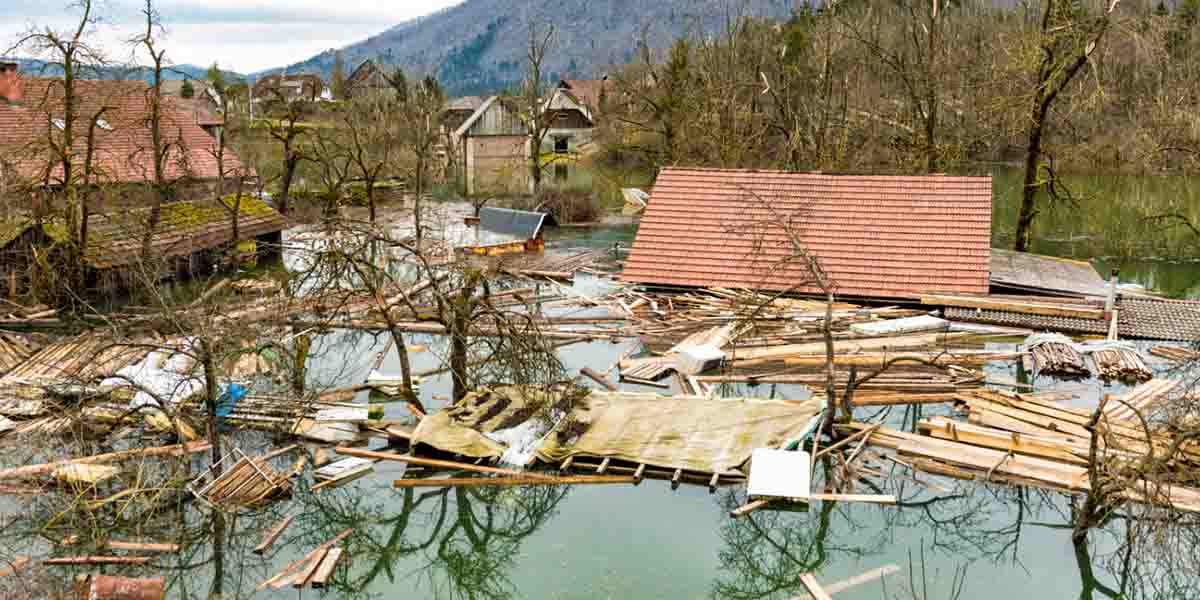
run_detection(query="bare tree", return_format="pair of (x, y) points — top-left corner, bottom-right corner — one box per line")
(1013, 0), (1121, 252)
(518, 22), (556, 195)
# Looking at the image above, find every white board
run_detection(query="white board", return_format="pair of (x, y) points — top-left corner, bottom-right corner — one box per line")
(849, 315), (948, 336)
(314, 457), (374, 481)
(747, 448), (811, 500)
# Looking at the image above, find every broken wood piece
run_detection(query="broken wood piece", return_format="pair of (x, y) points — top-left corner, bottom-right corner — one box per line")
(807, 493), (896, 504)
(798, 573), (833, 600)
(292, 548), (328, 589)
(619, 375), (670, 389)
(310, 547), (343, 588)
(0, 556), (29, 578)
(788, 564), (901, 599)
(596, 457), (610, 474)
(559, 456), (574, 471)
(336, 447), (553, 479)
(708, 472), (719, 493)
(671, 468), (683, 490)
(633, 463), (646, 484)
(0, 442), (211, 482)
(392, 475), (635, 488)
(253, 515), (294, 555)
(580, 367), (618, 391)
(257, 528), (352, 591)
(43, 556), (153, 566)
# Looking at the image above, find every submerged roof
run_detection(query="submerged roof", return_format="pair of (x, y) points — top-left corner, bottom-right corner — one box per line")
(622, 168), (993, 299)
(0, 197), (286, 269)
(478, 207), (557, 241)
(990, 249), (1110, 298)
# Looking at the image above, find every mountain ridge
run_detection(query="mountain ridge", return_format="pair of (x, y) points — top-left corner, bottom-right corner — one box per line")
(260, 0), (794, 97)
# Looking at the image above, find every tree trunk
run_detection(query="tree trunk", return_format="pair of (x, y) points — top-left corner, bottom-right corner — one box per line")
(367, 183), (376, 224)
(450, 284), (472, 402)
(1014, 106), (1046, 252)
(821, 288), (839, 433)
(279, 154), (296, 216)
(414, 158), (424, 247)
(200, 341), (223, 476)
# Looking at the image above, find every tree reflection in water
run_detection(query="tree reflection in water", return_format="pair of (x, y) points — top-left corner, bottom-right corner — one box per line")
(296, 476), (568, 600)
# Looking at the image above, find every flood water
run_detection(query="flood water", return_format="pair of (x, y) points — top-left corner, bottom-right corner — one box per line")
(1, 177), (1197, 599)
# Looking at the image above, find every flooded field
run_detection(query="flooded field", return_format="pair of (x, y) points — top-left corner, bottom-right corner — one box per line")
(0, 194), (1196, 599)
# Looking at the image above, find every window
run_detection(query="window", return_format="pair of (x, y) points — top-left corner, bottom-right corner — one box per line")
(96, 118), (113, 131)
(553, 136), (569, 154)
(52, 118), (66, 131)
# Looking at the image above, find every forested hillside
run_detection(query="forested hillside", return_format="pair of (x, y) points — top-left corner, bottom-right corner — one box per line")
(264, 0), (794, 96)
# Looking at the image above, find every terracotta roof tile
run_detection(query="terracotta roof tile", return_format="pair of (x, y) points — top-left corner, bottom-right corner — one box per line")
(0, 77), (248, 186)
(622, 168), (993, 299)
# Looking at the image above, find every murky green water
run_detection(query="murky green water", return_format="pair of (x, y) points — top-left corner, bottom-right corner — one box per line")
(2, 176), (1197, 599)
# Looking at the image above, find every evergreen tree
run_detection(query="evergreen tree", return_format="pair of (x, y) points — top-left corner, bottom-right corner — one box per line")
(205, 61), (226, 94)
(180, 79), (194, 98)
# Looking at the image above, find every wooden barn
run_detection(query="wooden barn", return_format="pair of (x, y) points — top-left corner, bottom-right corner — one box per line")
(453, 97), (531, 196)
(0, 197), (287, 296)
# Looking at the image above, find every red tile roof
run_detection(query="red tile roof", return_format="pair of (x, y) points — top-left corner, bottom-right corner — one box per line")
(0, 78), (248, 186)
(622, 168), (993, 300)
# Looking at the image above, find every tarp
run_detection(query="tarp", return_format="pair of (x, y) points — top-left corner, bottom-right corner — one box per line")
(411, 387), (573, 465)
(536, 392), (823, 475)
(413, 387), (823, 474)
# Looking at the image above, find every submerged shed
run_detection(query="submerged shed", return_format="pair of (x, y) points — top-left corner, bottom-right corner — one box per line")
(460, 207), (557, 256)
(622, 168), (994, 301)
(0, 197), (287, 294)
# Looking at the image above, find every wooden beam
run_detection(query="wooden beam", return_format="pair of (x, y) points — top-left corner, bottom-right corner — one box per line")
(581, 367), (618, 391)
(292, 548), (328, 589)
(798, 573), (833, 600)
(392, 475), (635, 488)
(43, 556), (153, 566)
(257, 528), (352, 591)
(253, 515), (294, 555)
(310, 548), (343, 589)
(335, 447), (553, 479)
(920, 294), (1104, 320)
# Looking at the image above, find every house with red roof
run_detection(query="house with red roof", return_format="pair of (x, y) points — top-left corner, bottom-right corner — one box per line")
(622, 168), (993, 301)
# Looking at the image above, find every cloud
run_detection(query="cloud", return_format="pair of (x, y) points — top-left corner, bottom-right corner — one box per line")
(1, 0), (463, 72)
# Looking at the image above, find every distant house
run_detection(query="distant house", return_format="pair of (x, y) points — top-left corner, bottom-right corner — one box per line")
(252, 73), (323, 103)
(557, 78), (611, 115)
(0, 61), (252, 204)
(453, 96), (531, 196)
(0, 197), (286, 294)
(345, 60), (394, 99)
(442, 96), (483, 137)
(622, 168), (994, 300)
(541, 86), (595, 156)
(162, 79), (224, 138)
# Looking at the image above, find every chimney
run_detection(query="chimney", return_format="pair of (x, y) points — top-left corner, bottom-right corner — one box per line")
(0, 61), (22, 105)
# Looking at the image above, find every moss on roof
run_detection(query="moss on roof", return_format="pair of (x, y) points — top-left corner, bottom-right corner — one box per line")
(0, 217), (33, 249)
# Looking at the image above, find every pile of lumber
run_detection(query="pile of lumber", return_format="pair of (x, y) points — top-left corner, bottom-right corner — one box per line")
(847, 389), (1200, 512)
(191, 449), (294, 510)
(1024, 341), (1089, 378)
(1090, 347), (1151, 382)
(1103, 379), (1182, 422)
(258, 529), (350, 590)
(1149, 345), (1200, 363)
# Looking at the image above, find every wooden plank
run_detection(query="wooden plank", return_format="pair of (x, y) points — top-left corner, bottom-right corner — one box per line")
(292, 548), (328, 589)
(310, 547), (343, 589)
(0, 442), (211, 481)
(580, 367), (618, 391)
(257, 528), (352, 591)
(798, 573), (833, 600)
(43, 556), (153, 565)
(392, 475), (635, 488)
(921, 294), (1104, 320)
(336, 447), (553, 479)
(253, 515), (294, 555)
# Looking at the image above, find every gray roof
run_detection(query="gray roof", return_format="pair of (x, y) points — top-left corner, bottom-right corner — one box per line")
(478, 207), (557, 241)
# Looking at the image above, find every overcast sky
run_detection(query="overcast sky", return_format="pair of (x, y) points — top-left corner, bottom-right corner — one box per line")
(2, 0), (464, 73)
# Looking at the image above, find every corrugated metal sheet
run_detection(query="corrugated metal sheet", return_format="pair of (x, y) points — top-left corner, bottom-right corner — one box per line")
(622, 168), (993, 300)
